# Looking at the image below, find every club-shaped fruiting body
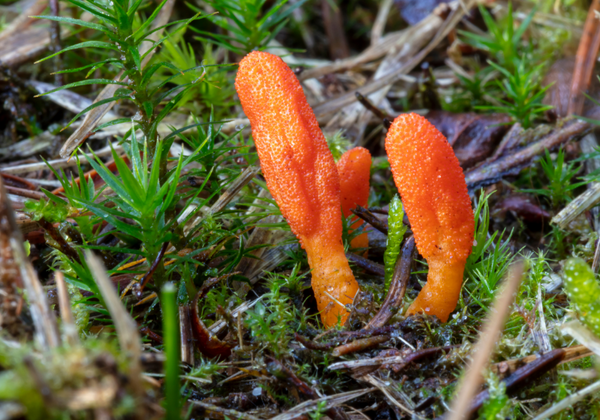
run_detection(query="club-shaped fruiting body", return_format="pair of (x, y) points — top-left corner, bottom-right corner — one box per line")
(385, 113), (474, 322)
(337, 147), (371, 252)
(235, 51), (359, 328)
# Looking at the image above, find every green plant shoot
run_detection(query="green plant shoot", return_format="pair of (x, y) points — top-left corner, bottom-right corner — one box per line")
(384, 195), (406, 292)
(563, 258), (600, 337)
(162, 282), (180, 420)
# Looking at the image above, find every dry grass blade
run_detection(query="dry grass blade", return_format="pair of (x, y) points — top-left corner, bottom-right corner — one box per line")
(190, 400), (262, 420)
(207, 166), (260, 215)
(59, 0), (176, 158)
(447, 261), (525, 420)
(562, 319), (600, 356)
(29, 80), (119, 121)
(312, 0), (475, 118)
(234, 214), (290, 292)
(208, 295), (264, 335)
(360, 374), (421, 418)
(299, 3), (447, 82)
(552, 182), (600, 228)
(0, 0), (80, 67)
(336, 11), (444, 141)
(85, 251), (144, 409)
(0, 142), (123, 175)
(371, 0), (393, 46)
(179, 305), (194, 366)
(183, 165), (260, 236)
(0, 176), (60, 349)
(0, 0), (46, 43)
(531, 380), (600, 420)
(55, 271), (80, 347)
(268, 388), (376, 420)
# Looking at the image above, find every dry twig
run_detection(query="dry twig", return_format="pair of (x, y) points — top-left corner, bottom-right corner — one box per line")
(85, 251), (145, 414)
(447, 261), (525, 420)
(365, 236), (415, 329)
(1, 176), (60, 349)
(55, 271), (80, 347)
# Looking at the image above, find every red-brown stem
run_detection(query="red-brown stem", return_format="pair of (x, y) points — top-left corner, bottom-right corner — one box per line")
(568, 0), (600, 115)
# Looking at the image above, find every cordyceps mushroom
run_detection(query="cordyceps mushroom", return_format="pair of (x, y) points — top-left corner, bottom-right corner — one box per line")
(235, 51), (359, 328)
(385, 113), (474, 322)
(337, 147), (371, 252)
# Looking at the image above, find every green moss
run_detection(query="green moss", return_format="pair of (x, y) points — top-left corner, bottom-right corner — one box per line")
(563, 258), (600, 337)
(384, 194), (407, 292)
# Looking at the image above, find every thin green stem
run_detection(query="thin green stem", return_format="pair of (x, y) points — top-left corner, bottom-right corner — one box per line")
(162, 282), (180, 420)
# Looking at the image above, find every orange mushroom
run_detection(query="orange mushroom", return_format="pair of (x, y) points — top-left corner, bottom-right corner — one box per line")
(235, 51), (359, 328)
(337, 147), (371, 252)
(385, 113), (474, 322)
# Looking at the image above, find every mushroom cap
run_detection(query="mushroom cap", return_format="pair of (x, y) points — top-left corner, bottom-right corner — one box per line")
(385, 113), (474, 263)
(235, 51), (342, 244)
(337, 147), (371, 218)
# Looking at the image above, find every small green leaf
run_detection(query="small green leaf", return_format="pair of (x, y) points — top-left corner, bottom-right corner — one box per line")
(64, 0), (117, 24)
(130, 0), (169, 41)
(93, 117), (136, 132)
(63, 95), (130, 130)
(35, 41), (119, 64)
(35, 79), (129, 97)
(31, 15), (111, 33)
(52, 59), (121, 75)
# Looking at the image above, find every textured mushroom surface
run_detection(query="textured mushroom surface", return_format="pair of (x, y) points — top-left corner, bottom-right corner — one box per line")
(385, 113), (474, 322)
(235, 51), (359, 327)
(337, 147), (371, 252)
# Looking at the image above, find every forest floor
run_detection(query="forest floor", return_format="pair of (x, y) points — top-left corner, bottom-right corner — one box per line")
(1, 0), (600, 419)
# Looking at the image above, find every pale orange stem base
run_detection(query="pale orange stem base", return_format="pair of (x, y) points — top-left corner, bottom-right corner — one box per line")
(304, 235), (360, 328)
(405, 259), (465, 323)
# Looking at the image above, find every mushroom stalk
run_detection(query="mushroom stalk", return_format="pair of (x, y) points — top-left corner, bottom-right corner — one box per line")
(385, 113), (474, 322)
(235, 51), (359, 327)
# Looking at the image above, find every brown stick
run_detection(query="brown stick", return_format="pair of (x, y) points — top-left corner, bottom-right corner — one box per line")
(37, 219), (80, 263)
(331, 335), (390, 357)
(568, 0), (600, 115)
(49, 0), (63, 86)
(0, 173), (37, 190)
(346, 252), (385, 277)
(136, 241), (169, 296)
(447, 262), (525, 420)
(179, 304), (195, 365)
(295, 332), (338, 350)
(190, 273), (239, 359)
(365, 236), (415, 329)
(463, 349), (566, 420)
(355, 92), (393, 121)
(490, 344), (591, 378)
(139, 326), (164, 344)
(465, 119), (590, 191)
(5, 186), (45, 200)
(266, 356), (348, 420)
(321, 0), (350, 60)
(352, 206), (388, 235)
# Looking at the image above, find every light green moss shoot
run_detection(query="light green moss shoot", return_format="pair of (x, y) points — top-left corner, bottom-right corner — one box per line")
(563, 258), (600, 337)
(384, 195), (407, 292)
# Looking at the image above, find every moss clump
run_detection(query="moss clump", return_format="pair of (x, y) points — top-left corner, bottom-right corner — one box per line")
(563, 258), (600, 336)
